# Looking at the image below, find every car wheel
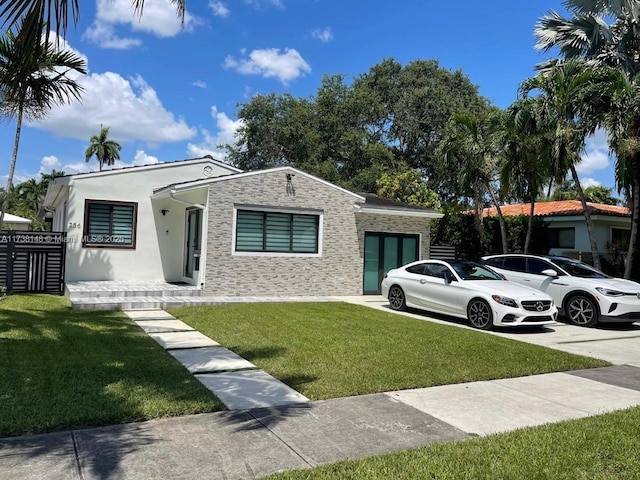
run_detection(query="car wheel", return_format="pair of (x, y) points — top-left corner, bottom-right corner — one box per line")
(388, 285), (406, 311)
(566, 294), (599, 327)
(467, 299), (493, 330)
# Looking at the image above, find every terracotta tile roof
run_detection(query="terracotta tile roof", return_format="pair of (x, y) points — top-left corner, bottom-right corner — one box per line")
(480, 200), (630, 218)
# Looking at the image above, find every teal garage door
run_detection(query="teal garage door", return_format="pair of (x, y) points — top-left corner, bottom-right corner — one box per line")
(363, 232), (419, 294)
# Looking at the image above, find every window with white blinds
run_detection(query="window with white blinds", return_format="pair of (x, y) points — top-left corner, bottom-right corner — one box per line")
(83, 200), (137, 248)
(236, 210), (319, 253)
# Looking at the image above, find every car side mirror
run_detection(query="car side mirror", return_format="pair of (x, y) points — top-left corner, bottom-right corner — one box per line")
(541, 269), (558, 278)
(443, 271), (454, 284)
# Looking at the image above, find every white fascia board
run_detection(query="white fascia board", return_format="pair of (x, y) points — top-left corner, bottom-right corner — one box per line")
(154, 166), (365, 201)
(356, 205), (444, 218)
(43, 182), (69, 209)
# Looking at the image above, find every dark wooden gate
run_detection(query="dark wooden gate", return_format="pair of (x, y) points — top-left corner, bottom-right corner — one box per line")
(0, 231), (66, 294)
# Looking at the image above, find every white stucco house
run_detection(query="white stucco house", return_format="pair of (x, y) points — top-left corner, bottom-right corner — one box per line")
(482, 200), (632, 257)
(43, 156), (442, 296)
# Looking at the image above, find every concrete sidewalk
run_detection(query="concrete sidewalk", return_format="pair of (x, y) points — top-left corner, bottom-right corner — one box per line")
(3, 365), (640, 480)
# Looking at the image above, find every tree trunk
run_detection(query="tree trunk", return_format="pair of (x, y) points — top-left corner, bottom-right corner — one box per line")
(487, 182), (508, 253)
(524, 197), (535, 254)
(624, 176), (639, 279)
(0, 107), (24, 229)
(570, 164), (602, 271)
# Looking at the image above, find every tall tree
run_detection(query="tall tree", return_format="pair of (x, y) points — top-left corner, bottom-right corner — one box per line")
(519, 61), (606, 270)
(502, 98), (552, 253)
(85, 125), (122, 171)
(0, 12), (85, 229)
(535, 0), (640, 276)
(436, 110), (508, 251)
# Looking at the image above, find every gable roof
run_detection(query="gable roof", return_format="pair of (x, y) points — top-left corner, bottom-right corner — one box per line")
(481, 200), (630, 218)
(152, 166), (365, 201)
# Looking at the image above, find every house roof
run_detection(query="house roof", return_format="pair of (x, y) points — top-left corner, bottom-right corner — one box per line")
(152, 166), (366, 201)
(357, 193), (443, 218)
(481, 200), (630, 218)
(52, 155), (240, 180)
(1, 213), (31, 225)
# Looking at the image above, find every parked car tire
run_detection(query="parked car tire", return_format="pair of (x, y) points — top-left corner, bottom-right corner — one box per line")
(566, 294), (599, 327)
(467, 299), (493, 330)
(388, 285), (406, 311)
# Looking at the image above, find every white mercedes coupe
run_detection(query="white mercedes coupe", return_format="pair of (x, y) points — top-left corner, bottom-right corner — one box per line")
(381, 259), (558, 330)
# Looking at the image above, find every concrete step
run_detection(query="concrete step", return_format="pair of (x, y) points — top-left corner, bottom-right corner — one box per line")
(70, 295), (339, 310)
(65, 281), (202, 299)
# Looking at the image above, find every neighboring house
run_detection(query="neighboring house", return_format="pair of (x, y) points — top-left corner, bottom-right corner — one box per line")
(43, 156), (442, 296)
(481, 200), (631, 257)
(1, 213), (32, 230)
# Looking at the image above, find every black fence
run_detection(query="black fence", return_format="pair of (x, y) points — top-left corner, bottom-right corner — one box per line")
(0, 231), (66, 294)
(429, 245), (457, 261)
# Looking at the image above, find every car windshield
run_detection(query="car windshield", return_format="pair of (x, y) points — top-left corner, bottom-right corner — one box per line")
(449, 261), (503, 281)
(550, 257), (610, 279)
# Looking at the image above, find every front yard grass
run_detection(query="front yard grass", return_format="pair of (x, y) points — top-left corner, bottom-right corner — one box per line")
(267, 405), (640, 479)
(169, 302), (608, 400)
(0, 295), (223, 437)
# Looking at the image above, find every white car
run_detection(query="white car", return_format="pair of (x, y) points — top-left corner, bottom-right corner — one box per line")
(483, 254), (640, 327)
(380, 259), (558, 330)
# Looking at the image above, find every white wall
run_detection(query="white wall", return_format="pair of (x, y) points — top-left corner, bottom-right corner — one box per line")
(546, 215), (631, 256)
(58, 160), (233, 282)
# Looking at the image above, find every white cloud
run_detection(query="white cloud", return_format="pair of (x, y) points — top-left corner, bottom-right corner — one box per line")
(83, 0), (199, 49)
(209, 1), (230, 18)
(187, 105), (243, 159)
(192, 80), (207, 89)
(311, 27), (333, 42)
(578, 129), (610, 175)
(244, 0), (284, 9)
(31, 72), (197, 144)
(131, 150), (160, 166)
(223, 48), (311, 84)
(581, 177), (602, 188)
(38, 155), (62, 174)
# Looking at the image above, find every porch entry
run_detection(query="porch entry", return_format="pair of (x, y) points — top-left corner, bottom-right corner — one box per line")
(363, 232), (419, 294)
(184, 208), (202, 279)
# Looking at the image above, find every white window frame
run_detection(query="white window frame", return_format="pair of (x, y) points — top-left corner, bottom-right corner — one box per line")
(232, 205), (323, 257)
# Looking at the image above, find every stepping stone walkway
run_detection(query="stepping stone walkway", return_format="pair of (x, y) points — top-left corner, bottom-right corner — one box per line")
(124, 309), (309, 410)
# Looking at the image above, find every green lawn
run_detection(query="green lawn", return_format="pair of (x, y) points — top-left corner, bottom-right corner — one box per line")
(267, 406), (640, 479)
(0, 295), (223, 437)
(169, 302), (608, 400)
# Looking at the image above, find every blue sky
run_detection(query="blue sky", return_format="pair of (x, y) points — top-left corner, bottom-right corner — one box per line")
(0, 0), (614, 192)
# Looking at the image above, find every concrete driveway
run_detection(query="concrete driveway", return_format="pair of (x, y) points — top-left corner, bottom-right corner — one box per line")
(339, 295), (640, 366)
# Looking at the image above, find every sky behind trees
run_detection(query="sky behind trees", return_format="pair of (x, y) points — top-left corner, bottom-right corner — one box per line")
(0, 0), (613, 190)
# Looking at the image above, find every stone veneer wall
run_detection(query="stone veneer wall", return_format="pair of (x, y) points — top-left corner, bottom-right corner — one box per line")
(204, 170), (363, 296)
(355, 213), (432, 261)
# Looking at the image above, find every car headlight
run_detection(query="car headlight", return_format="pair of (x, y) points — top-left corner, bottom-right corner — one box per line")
(595, 287), (625, 297)
(491, 295), (518, 308)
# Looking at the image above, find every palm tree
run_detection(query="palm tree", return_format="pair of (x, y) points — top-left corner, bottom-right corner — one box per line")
(0, 12), (86, 230)
(85, 126), (122, 171)
(437, 110), (509, 253)
(519, 60), (604, 270)
(501, 98), (552, 253)
(535, 0), (640, 276)
(0, 1), (184, 84)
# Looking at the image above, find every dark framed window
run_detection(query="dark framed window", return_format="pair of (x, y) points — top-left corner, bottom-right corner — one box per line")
(83, 200), (137, 248)
(548, 228), (575, 249)
(611, 228), (630, 250)
(405, 263), (427, 275)
(235, 209), (319, 253)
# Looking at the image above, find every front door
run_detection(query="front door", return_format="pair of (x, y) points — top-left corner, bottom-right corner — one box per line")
(363, 232), (419, 294)
(184, 208), (202, 279)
